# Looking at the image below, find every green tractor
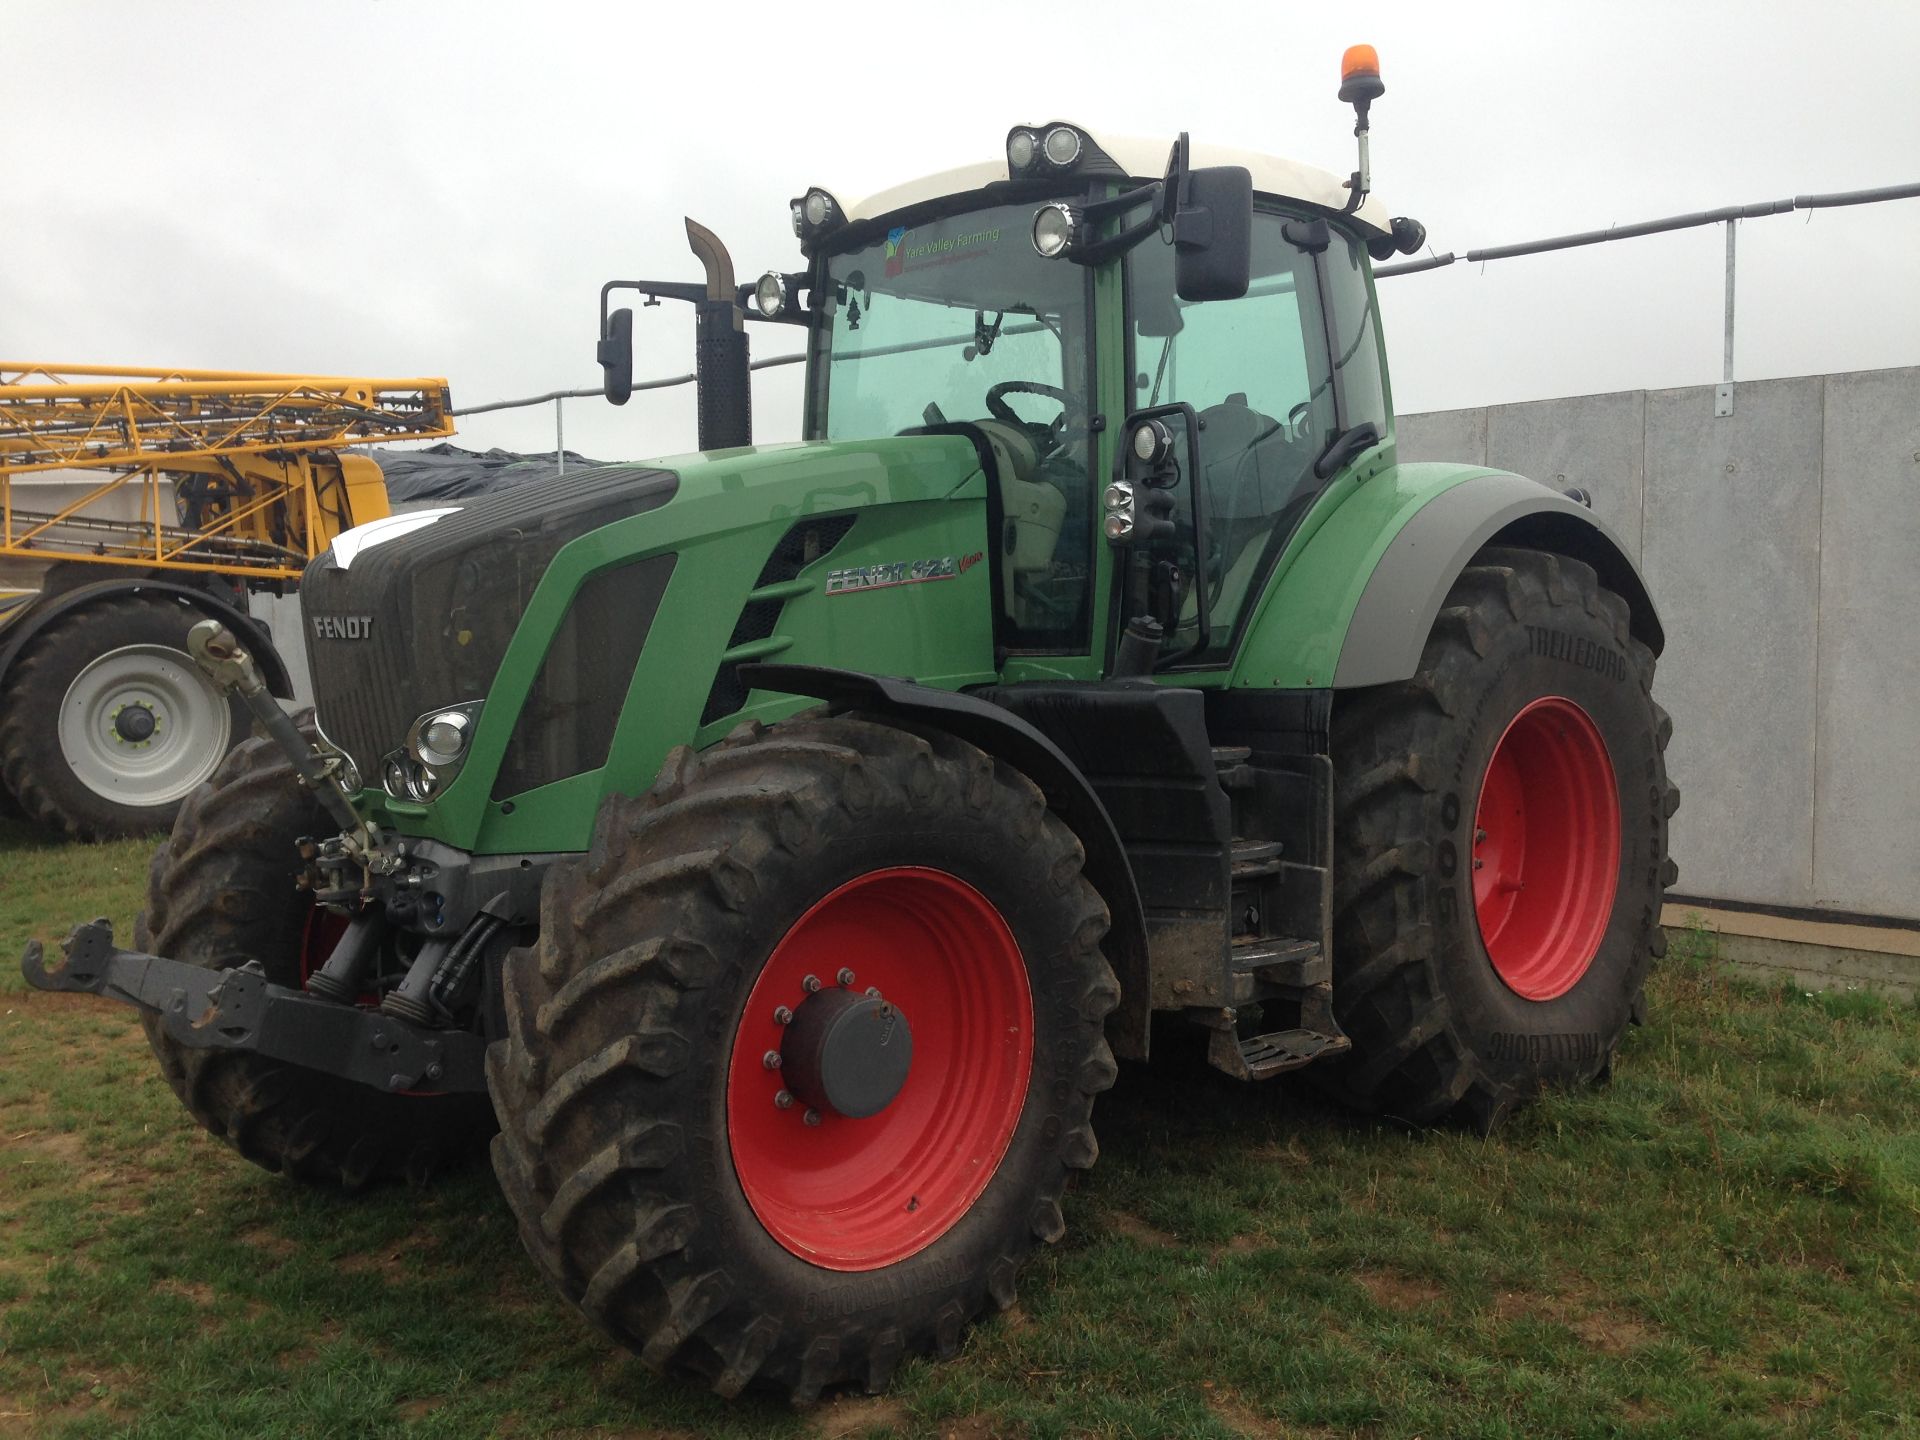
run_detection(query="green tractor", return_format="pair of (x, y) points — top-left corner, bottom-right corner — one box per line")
(25, 50), (1677, 1401)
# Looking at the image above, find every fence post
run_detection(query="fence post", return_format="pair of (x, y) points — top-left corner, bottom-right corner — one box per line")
(1716, 219), (1737, 417)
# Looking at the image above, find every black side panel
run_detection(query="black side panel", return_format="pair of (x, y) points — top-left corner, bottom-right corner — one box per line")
(492, 553), (678, 799)
(976, 683), (1233, 1015)
(978, 683), (1230, 914)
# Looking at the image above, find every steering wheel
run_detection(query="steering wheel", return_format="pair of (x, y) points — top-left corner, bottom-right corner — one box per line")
(985, 380), (1087, 457)
(1286, 401), (1313, 442)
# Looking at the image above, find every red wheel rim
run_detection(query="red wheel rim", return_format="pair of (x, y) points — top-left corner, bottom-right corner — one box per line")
(727, 867), (1033, 1271)
(1472, 696), (1621, 1001)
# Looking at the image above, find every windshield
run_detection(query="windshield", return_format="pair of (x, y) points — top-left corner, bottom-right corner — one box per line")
(812, 201), (1090, 442)
(810, 200), (1096, 650)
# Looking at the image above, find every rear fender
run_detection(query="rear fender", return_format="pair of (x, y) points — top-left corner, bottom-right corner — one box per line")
(1229, 464), (1660, 691)
(738, 662), (1153, 1061)
(1332, 471), (1661, 688)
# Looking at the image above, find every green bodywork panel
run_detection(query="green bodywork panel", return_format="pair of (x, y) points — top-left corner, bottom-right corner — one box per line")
(367, 437), (998, 855)
(1226, 457), (1494, 689)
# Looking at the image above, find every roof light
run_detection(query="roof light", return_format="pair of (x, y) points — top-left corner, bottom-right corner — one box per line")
(1042, 126), (1083, 168)
(802, 190), (835, 228)
(1030, 203), (1079, 259)
(1007, 129), (1038, 173)
(790, 200), (804, 237)
(754, 271), (788, 319)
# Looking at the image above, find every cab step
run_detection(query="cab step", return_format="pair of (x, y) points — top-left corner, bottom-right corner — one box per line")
(1228, 936), (1327, 986)
(1210, 744), (1256, 791)
(1230, 837), (1284, 880)
(1207, 1024), (1351, 1081)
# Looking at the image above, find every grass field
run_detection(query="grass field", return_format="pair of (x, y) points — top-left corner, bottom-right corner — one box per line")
(3, 815), (1919, 1439)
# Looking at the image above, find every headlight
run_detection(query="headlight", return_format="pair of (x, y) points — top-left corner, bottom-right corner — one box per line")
(1103, 510), (1135, 542)
(413, 712), (471, 768)
(1031, 203), (1079, 259)
(754, 271), (788, 319)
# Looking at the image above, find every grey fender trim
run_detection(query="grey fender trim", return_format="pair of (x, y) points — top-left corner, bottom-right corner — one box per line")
(0, 579), (295, 699)
(736, 662), (1153, 1061)
(1332, 471), (1663, 689)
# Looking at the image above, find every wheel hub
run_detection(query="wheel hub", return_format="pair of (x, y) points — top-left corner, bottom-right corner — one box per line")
(781, 987), (914, 1120)
(112, 702), (158, 743)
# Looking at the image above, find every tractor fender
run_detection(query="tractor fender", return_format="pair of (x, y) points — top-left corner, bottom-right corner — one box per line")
(1332, 470), (1663, 689)
(0, 579), (295, 699)
(737, 661), (1153, 1061)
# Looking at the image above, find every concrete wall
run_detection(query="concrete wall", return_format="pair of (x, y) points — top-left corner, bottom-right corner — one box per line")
(1398, 366), (1920, 922)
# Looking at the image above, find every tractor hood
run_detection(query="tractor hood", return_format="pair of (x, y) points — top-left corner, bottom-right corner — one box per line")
(302, 435), (988, 806)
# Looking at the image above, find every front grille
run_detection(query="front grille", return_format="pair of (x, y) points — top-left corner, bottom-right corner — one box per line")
(301, 463), (678, 780)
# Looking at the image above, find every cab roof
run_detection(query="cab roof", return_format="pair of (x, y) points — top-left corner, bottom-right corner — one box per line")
(826, 125), (1391, 237)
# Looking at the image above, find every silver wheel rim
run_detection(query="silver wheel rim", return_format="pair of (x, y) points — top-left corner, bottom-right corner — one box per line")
(57, 643), (233, 809)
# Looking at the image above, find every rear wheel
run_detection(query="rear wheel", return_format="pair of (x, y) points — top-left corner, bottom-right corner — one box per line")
(137, 722), (496, 1187)
(488, 714), (1119, 1400)
(1326, 546), (1678, 1130)
(0, 596), (244, 839)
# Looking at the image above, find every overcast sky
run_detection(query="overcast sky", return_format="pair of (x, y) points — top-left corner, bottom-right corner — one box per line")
(6, 0), (1917, 462)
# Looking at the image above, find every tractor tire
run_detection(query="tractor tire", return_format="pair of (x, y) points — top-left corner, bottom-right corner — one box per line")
(488, 714), (1120, 1401)
(137, 720), (496, 1188)
(0, 595), (246, 839)
(1325, 545), (1678, 1132)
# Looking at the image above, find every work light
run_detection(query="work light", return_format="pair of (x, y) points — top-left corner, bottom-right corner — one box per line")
(1007, 129), (1038, 173)
(755, 272), (788, 319)
(1031, 204), (1078, 259)
(803, 191), (834, 228)
(1130, 418), (1174, 466)
(1042, 125), (1083, 168)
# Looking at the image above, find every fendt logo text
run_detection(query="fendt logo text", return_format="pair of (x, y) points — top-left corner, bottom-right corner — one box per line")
(311, 614), (376, 641)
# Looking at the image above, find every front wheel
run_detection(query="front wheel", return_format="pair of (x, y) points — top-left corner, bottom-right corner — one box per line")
(488, 715), (1120, 1400)
(1325, 546), (1679, 1131)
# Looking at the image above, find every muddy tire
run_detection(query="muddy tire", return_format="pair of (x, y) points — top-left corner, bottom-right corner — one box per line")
(488, 714), (1120, 1400)
(0, 596), (247, 840)
(137, 721), (496, 1187)
(1325, 546), (1679, 1131)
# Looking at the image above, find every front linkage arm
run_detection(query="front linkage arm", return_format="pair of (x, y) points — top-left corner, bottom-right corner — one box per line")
(20, 922), (488, 1095)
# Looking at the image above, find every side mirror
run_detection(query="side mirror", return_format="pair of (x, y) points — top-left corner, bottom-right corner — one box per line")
(598, 307), (634, 405)
(1172, 166), (1253, 302)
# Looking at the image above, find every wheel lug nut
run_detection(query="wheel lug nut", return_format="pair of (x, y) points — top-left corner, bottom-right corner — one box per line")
(802, 974), (822, 993)
(1472, 858), (1484, 871)
(837, 968), (856, 986)
(1475, 828), (1487, 844)
(803, 1108), (822, 1127)
(773, 1005), (793, 1025)
(865, 986), (882, 999)
(774, 1089), (794, 1109)
(762, 1050), (783, 1069)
